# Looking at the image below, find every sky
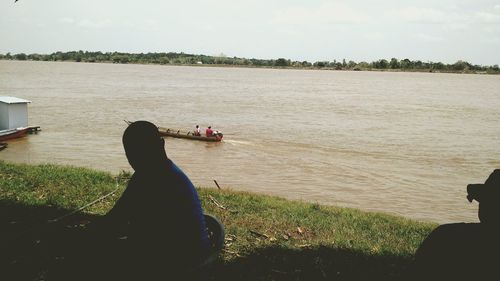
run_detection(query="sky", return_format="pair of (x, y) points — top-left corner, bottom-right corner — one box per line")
(1, 0), (500, 65)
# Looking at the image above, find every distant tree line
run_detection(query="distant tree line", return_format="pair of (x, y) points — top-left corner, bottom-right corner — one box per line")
(1, 51), (498, 74)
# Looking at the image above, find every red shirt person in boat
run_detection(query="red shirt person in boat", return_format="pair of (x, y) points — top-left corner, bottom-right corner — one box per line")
(205, 126), (213, 137)
(206, 126), (223, 140)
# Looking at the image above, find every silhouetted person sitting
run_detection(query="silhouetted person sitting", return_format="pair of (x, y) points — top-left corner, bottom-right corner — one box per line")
(412, 169), (500, 280)
(102, 120), (209, 280)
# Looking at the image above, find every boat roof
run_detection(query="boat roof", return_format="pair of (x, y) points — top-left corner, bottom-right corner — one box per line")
(0, 96), (32, 104)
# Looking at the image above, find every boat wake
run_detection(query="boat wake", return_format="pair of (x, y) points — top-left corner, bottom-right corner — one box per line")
(224, 139), (255, 146)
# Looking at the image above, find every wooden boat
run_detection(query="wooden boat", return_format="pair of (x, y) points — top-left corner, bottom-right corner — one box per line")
(158, 127), (223, 142)
(0, 126), (40, 142)
(0, 127), (30, 142)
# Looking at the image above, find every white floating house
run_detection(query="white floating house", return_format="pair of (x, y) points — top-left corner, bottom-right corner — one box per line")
(0, 96), (31, 130)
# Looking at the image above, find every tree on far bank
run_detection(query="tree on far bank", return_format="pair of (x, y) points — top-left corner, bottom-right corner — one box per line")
(14, 53), (27, 60)
(452, 60), (471, 71)
(274, 58), (290, 67)
(389, 58), (400, 69)
(373, 59), (389, 69)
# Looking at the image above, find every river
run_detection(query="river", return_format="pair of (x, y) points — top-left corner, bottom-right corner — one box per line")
(1, 60), (499, 223)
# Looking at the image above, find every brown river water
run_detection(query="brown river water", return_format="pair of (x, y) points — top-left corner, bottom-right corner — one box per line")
(1, 60), (499, 223)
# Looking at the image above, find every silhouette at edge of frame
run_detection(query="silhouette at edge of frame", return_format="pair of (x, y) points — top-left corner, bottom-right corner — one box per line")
(49, 120), (223, 281)
(412, 169), (500, 280)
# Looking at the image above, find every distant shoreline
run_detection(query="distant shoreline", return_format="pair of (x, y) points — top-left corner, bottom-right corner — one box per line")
(2, 58), (498, 75)
(1, 51), (498, 75)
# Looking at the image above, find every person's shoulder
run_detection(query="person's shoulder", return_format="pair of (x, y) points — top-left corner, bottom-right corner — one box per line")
(433, 222), (480, 234)
(169, 161), (182, 174)
(168, 161), (190, 181)
(123, 172), (139, 189)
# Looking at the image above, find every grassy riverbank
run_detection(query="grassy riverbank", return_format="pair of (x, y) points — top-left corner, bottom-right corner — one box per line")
(0, 160), (436, 280)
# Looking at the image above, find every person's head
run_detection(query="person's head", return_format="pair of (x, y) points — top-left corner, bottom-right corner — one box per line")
(196, 125), (199, 128)
(208, 126), (211, 129)
(467, 169), (500, 225)
(122, 121), (167, 171)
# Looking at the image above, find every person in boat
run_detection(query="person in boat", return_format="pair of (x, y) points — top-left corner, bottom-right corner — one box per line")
(102, 121), (210, 280)
(213, 130), (223, 140)
(205, 126), (223, 140)
(411, 169), (500, 280)
(194, 125), (201, 136)
(205, 126), (213, 137)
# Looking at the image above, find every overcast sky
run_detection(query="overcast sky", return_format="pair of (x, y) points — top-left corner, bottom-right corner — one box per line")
(1, 0), (499, 65)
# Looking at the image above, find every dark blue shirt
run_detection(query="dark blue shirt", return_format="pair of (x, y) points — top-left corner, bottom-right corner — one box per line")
(106, 159), (209, 269)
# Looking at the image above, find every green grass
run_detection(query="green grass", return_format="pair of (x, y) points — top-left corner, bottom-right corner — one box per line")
(0, 160), (437, 280)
